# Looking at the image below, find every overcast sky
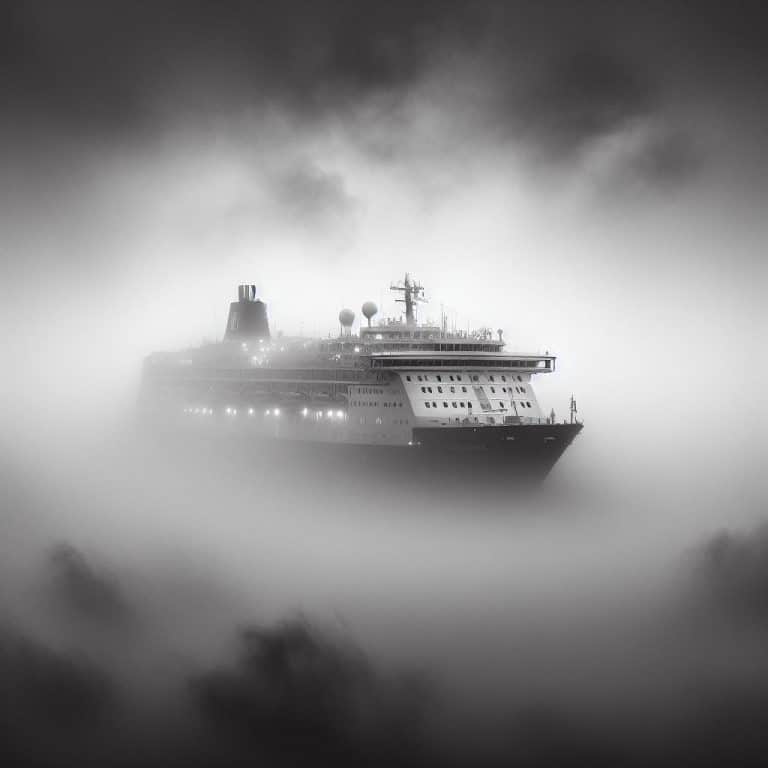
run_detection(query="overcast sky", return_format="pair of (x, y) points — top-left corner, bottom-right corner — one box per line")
(3, 7), (768, 765)
(1, 0), (767, 470)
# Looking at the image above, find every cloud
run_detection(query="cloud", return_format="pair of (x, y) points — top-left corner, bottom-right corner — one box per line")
(0, 627), (115, 764)
(46, 543), (135, 629)
(507, 47), (654, 160)
(693, 523), (768, 623)
(192, 618), (430, 765)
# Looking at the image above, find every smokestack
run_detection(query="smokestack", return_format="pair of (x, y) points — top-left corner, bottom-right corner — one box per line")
(225, 285), (271, 340)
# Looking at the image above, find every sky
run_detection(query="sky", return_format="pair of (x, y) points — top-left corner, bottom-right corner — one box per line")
(1, 2), (768, 766)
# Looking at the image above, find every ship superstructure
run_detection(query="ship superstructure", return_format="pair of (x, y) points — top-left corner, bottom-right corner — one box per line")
(140, 275), (582, 481)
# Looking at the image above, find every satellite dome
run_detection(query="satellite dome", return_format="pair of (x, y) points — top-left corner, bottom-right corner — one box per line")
(361, 301), (378, 326)
(338, 308), (355, 327)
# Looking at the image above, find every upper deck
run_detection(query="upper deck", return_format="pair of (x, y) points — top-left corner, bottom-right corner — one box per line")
(366, 351), (555, 372)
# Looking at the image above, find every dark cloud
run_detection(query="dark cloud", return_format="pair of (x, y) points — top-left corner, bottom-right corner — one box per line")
(47, 543), (135, 629)
(193, 618), (430, 766)
(0, 627), (115, 764)
(509, 47), (654, 159)
(693, 523), (768, 623)
(272, 162), (355, 225)
(5, 0), (766, 158)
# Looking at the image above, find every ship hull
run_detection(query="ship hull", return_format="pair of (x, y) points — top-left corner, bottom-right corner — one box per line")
(144, 417), (583, 497)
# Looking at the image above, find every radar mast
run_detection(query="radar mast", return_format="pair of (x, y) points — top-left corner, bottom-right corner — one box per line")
(390, 273), (425, 326)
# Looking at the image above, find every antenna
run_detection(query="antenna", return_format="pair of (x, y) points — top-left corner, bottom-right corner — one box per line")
(389, 273), (426, 326)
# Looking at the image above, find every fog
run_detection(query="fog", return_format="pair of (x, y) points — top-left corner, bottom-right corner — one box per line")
(2, 1), (768, 765)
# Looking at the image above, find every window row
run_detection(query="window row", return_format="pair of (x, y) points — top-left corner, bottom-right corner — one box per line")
(406, 373), (526, 383)
(352, 400), (404, 408)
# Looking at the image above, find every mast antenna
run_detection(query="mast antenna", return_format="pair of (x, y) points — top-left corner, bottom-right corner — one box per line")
(389, 273), (425, 326)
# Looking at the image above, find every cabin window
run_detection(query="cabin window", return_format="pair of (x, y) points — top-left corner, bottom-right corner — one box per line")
(460, 402), (465, 408)
(461, 386), (467, 393)
(436, 375), (442, 382)
(526, 401), (532, 408)
(443, 402), (448, 408)
(418, 375), (423, 381)
(490, 387), (496, 393)
(425, 402), (431, 408)
(432, 401), (437, 408)
(501, 375), (507, 382)
(450, 386), (455, 393)
(468, 402), (473, 408)
(406, 375), (412, 382)
(517, 375), (523, 382)
(452, 402), (457, 408)
(428, 386), (433, 393)
(489, 376), (495, 382)
(520, 387), (526, 394)
(449, 375), (455, 381)
(437, 386), (443, 393)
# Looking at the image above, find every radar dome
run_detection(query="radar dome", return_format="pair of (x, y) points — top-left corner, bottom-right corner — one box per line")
(338, 308), (355, 327)
(361, 301), (378, 326)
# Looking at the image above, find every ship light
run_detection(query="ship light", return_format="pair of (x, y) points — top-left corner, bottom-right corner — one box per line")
(274, 408), (281, 416)
(248, 408), (254, 416)
(265, 409), (271, 416)
(232, 409), (238, 415)
(336, 410), (344, 419)
(225, 407), (232, 415)
(302, 408), (308, 417)
(327, 409), (333, 418)
(354, 346), (360, 353)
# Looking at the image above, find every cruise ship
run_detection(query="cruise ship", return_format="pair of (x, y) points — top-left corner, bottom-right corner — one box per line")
(140, 275), (582, 483)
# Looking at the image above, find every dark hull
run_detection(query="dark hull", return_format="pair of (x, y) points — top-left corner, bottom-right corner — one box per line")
(146, 417), (583, 499)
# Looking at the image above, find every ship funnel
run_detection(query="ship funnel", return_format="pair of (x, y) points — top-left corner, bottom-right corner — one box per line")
(225, 285), (271, 341)
(238, 284), (258, 302)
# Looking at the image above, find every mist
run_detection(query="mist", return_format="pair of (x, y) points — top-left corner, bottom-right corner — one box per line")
(2, 1), (768, 766)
